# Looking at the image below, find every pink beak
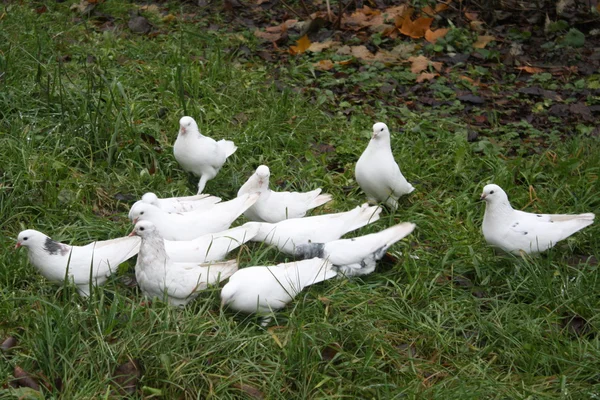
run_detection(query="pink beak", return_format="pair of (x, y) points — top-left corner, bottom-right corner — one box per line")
(128, 230), (136, 237)
(133, 217), (139, 224)
(14, 242), (21, 249)
(180, 126), (186, 134)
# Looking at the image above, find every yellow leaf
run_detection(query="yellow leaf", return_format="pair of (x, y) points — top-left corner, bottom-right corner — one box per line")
(314, 59), (335, 70)
(162, 14), (176, 23)
(416, 72), (439, 82)
(308, 40), (340, 53)
(473, 35), (495, 49)
(400, 16), (433, 39)
(289, 35), (311, 55)
(408, 55), (429, 73)
(425, 28), (449, 43)
(516, 66), (545, 74)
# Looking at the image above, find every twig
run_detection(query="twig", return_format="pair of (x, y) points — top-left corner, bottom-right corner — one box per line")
(298, 0), (313, 20)
(279, 0), (304, 20)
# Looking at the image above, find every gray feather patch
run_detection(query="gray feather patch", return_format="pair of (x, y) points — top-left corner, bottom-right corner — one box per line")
(44, 238), (69, 256)
(294, 243), (325, 259)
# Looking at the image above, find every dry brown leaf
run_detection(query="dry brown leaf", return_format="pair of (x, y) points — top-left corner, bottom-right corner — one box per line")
(314, 60), (335, 70)
(516, 66), (544, 74)
(349, 45), (375, 60)
(416, 72), (439, 82)
(431, 61), (443, 72)
(372, 50), (400, 64)
(459, 75), (475, 84)
(289, 35), (311, 55)
(256, 0), (269, 4)
(421, 5), (436, 16)
(232, 383), (265, 399)
(473, 35), (495, 49)
(254, 30), (285, 42)
(13, 366), (41, 391)
(112, 359), (142, 395)
(139, 4), (160, 13)
(425, 28), (449, 43)
(464, 11), (478, 21)
(308, 40), (340, 53)
(265, 19), (297, 33)
(408, 55), (429, 73)
(435, 2), (449, 13)
(469, 20), (485, 33)
(400, 16), (433, 39)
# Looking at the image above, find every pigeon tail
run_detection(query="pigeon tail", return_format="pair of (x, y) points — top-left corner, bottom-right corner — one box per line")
(309, 193), (333, 209)
(218, 139), (237, 158)
(343, 204), (382, 234)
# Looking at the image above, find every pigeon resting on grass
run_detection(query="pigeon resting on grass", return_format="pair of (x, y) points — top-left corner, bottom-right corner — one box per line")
(129, 193), (259, 240)
(131, 221), (238, 306)
(15, 230), (140, 296)
(480, 184), (595, 255)
(164, 224), (259, 263)
(244, 203), (382, 255)
(237, 165), (333, 223)
(174, 116), (237, 194)
(294, 222), (416, 277)
(137, 192), (221, 214)
(355, 122), (415, 209)
(220, 257), (336, 325)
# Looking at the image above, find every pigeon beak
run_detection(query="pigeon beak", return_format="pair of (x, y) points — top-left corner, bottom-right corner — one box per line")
(128, 230), (136, 237)
(479, 194), (487, 201)
(180, 126), (186, 134)
(14, 242), (21, 249)
(133, 217), (139, 224)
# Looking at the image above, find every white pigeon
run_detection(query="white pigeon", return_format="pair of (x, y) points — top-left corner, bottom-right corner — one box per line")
(244, 203), (382, 255)
(480, 184), (595, 255)
(237, 165), (333, 223)
(129, 193), (259, 241)
(137, 192), (221, 214)
(131, 220), (238, 306)
(294, 222), (416, 277)
(220, 257), (336, 324)
(173, 116), (237, 194)
(15, 230), (140, 297)
(164, 224), (260, 263)
(355, 122), (415, 209)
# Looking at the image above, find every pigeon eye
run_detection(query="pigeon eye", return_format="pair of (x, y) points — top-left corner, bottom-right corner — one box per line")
(140, 211), (145, 215)
(380, 128), (384, 131)
(23, 237), (28, 240)
(140, 227), (145, 231)
(490, 190), (495, 194)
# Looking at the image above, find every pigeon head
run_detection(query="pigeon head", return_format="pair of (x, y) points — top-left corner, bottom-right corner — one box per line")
(129, 202), (158, 223)
(480, 184), (508, 203)
(255, 165), (270, 186)
(371, 122), (390, 139)
(141, 192), (159, 207)
(179, 116), (198, 135)
(130, 220), (158, 238)
(15, 229), (47, 249)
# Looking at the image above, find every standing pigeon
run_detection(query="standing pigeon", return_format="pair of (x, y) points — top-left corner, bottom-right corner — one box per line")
(131, 221), (238, 306)
(138, 192), (221, 213)
(164, 224), (259, 263)
(220, 258), (336, 325)
(237, 165), (333, 223)
(129, 193), (259, 240)
(15, 230), (140, 296)
(294, 222), (416, 276)
(355, 122), (415, 209)
(244, 203), (382, 255)
(480, 184), (595, 255)
(174, 116), (237, 194)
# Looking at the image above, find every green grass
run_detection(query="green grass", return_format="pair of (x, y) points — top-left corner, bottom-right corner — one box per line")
(1, 2), (599, 398)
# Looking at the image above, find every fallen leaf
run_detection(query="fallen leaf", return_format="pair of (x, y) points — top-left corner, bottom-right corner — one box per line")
(139, 4), (160, 13)
(256, 0), (269, 4)
(254, 30), (286, 43)
(70, 0), (96, 15)
(232, 383), (265, 399)
(314, 60), (335, 70)
(457, 94), (485, 104)
(425, 28), (449, 43)
(435, 3), (449, 13)
(112, 359), (142, 395)
(289, 35), (311, 55)
(408, 55), (429, 73)
(321, 343), (341, 361)
(464, 11), (478, 21)
(162, 14), (176, 23)
(265, 19), (297, 33)
(128, 15), (152, 34)
(1, 336), (18, 352)
(400, 16), (433, 38)
(516, 66), (544, 74)
(416, 72), (438, 82)
(473, 35), (495, 49)
(308, 40), (340, 53)
(13, 366), (40, 391)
